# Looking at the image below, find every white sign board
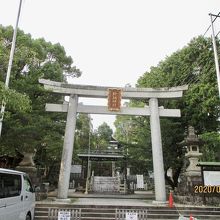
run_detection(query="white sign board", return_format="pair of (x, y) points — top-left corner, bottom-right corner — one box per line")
(204, 171), (220, 186)
(58, 211), (71, 220)
(71, 165), (82, 173)
(126, 212), (138, 220)
(136, 175), (144, 189)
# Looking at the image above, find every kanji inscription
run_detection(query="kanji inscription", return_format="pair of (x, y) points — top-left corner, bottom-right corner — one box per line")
(108, 88), (122, 111)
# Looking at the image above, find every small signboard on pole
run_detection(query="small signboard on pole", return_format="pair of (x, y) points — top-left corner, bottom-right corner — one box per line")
(58, 211), (71, 220)
(71, 164), (82, 174)
(136, 175), (144, 189)
(126, 212), (138, 220)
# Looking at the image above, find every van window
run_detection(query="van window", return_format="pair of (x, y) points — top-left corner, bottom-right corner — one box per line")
(0, 173), (21, 198)
(24, 175), (34, 193)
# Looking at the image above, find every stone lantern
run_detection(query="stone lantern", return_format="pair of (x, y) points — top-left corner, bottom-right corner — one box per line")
(184, 126), (202, 176)
(176, 126), (203, 204)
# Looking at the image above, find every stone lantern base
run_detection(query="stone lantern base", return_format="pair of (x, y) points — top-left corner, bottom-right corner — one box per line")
(15, 152), (39, 186)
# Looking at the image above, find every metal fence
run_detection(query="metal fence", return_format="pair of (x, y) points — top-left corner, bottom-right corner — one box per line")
(47, 208), (148, 220)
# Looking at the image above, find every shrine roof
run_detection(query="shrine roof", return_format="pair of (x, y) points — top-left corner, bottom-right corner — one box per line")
(77, 150), (124, 161)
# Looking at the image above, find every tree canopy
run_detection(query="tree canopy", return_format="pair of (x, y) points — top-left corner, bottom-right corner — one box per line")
(0, 25), (81, 174)
(94, 122), (113, 149)
(0, 82), (31, 113)
(0, 25), (115, 182)
(114, 36), (220, 188)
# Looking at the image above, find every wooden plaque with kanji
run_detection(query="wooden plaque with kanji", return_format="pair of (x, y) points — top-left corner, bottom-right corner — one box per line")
(108, 88), (122, 111)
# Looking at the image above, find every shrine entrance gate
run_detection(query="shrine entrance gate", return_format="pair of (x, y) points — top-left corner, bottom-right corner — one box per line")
(39, 79), (187, 203)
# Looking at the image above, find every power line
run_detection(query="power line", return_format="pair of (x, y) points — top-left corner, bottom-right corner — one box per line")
(210, 13), (220, 98)
(175, 13), (220, 87)
(203, 12), (220, 37)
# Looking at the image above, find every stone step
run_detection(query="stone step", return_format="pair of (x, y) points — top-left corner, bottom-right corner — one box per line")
(80, 218), (115, 220)
(35, 203), (220, 211)
(35, 205), (220, 211)
(34, 204), (220, 220)
(34, 217), (220, 220)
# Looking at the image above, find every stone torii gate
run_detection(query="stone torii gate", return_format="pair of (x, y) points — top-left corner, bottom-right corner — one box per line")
(39, 79), (187, 202)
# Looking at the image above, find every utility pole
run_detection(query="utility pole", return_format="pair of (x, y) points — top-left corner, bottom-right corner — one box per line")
(209, 13), (220, 98)
(0, 0), (23, 136)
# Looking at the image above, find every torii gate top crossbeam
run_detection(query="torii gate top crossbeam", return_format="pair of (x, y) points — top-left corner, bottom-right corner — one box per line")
(39, 79), (188, 99)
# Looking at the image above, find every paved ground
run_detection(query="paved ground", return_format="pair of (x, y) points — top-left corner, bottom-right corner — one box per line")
(45, 190), (198, 207)
(42, 190), (214, 208)
(48, 189), (154, 198)
(44, 190), (160, 206)
(74, 197), (152, 206)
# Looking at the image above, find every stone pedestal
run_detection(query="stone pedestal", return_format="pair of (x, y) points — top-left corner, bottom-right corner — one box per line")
(16, 152), (38, 186)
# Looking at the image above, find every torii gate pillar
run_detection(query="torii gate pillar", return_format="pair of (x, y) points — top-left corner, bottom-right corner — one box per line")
(57, 95), (78, 199)
(149, 98), (166, 202)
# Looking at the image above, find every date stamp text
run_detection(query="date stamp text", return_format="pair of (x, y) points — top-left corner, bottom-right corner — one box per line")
(194, 185), (220, 193)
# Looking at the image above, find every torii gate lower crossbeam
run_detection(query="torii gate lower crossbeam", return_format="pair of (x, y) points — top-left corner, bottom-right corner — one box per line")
(39, 79), (187, 203)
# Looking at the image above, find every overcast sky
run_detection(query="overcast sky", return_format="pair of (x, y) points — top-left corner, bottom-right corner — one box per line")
(0, 0), (219, 131)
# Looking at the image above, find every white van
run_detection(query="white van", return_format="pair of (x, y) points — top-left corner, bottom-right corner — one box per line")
(0, 168), (35, 220)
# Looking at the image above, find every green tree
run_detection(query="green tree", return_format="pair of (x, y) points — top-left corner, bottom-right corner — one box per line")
(0, 82), (31, 113)
(138, 36), (220, 132)
(74, 114), (94, 163)
(95, 122), (113, 149)
(0, 25), (81, 179)
(200, 131), (220, 161)
(114, 113), (152, 175)
(0, 26), (31, 112)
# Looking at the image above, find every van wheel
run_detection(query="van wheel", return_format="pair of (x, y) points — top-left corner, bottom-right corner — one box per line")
(25, 214), (31, 220)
